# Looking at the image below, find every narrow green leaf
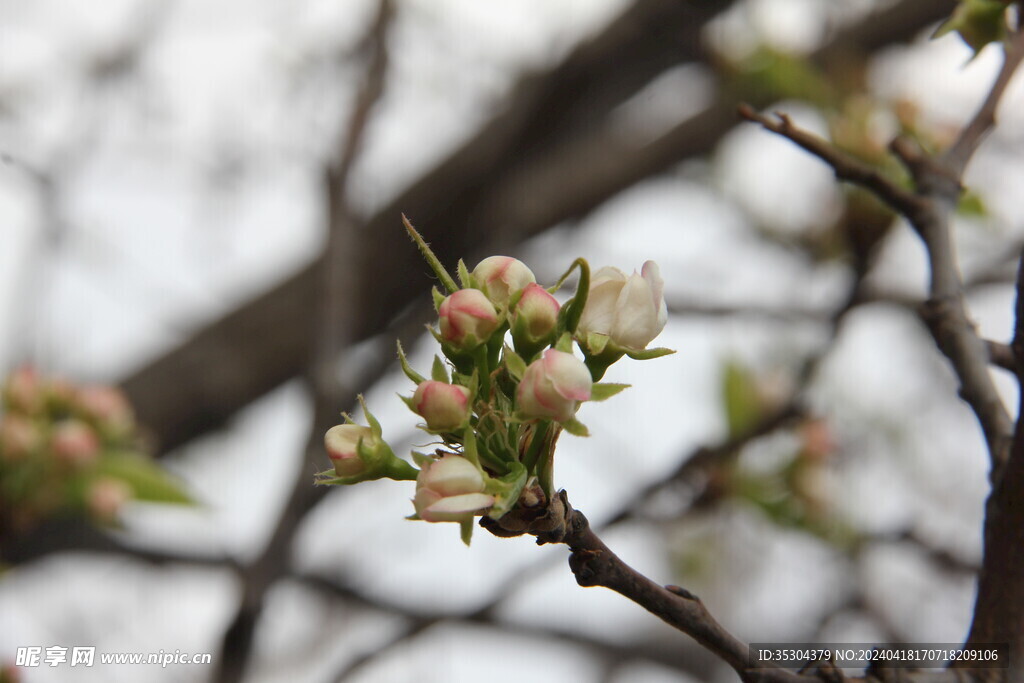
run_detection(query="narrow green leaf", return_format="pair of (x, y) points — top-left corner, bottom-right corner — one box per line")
(722, 360), (763, 438)
(590, 383), (630, 401)
(94, 452), (192, 504)
(403, 214), (458, 294)
(460, 518), (474, 546)
(623, 346), (675, 361)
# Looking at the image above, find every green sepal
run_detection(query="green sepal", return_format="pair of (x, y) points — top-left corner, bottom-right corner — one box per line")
(485, 461), (528, 519)
(624, 346), (675, 360)
(411, 450), (433, 469)
(398, 393), (417, 413)
(460, 518), (474, 546)
(432, 286), (446, 312)
(584, 332), (609, 356)
(358, 396), (382, 436)
(403, 214), (458, 294)
(457, 259), (472, 289)
(590, 383), (630, 401)
(431, 355), (450, 383)
(462, 428), (482, 468)
(520, 421), (551, 475)
(554, 332), (573, 353)
(503, 345), (528, 381)
(93, 451), (192, 504)
(562, 258), (589, 334)
(396, 340), (427, 384)
(562, 417), (589, 437)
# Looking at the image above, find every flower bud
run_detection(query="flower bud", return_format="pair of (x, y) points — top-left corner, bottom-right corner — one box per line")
(413, 455), (494, 523)
(0, 415), (40, 461)
(577, 261), (667, 351)
(324, 424), (376, 477)
(87, 477), (133, 522)
(51, 420), (100, 468)
(516, 349), (592, 422)
(412, 381), (472, 432)
(77, 385), (134, 434)
(439, 289), (500, 350)
(511, 283), (560, 353)
(472, 255), (536, 308)
(3, 365), (43, 414)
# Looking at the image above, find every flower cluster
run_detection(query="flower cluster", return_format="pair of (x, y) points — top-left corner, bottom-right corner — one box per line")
(317, 218), (673, 543)
(0, 367), (190, 537)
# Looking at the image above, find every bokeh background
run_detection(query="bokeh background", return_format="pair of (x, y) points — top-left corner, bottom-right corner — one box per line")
(1, 0), (1023, 681)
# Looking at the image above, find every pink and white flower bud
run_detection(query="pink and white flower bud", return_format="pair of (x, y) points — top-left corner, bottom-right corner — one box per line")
(472, 255), (536, 308)
(512, 283), (560, 344)
(577, 261), (667, 351)
(412, 381), (472, 432)
(324, 424), (376, 477)
(87, 477), (133, 522)
(0, 415), (39, 460)
(516, 349), (592, 422)
(77, 385), (134, 432)
(413, 455), (494, 523)
(439, 289), (500, 349)
(3, 365), (43, 414)
(51, 420), (100, 468)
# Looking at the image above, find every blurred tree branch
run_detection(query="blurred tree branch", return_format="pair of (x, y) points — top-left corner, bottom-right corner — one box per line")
(742, 18), (1024, 676)
(118, 0), (954, 457)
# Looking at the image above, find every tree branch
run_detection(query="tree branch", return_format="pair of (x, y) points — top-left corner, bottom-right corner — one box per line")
(944, 26), (1024, 177)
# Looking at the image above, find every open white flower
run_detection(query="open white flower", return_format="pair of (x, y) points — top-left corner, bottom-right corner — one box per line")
(577, 261), (667, 351)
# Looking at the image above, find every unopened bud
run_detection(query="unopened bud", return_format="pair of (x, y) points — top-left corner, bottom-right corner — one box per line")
(439, 289), (500, 350)
(472, 256), (536, 308)
(412, 381), (472, 432)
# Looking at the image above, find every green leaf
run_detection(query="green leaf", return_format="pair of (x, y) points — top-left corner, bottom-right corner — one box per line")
(562, 417), (589, 437)
(722, 360), (763, 438)
(590, 383), (630, 401)
(431, 355), (450, 383)
(94, 452), (192, 504)
(503, 345), (528, 381)
(403, 214), (459, 294)
(624, 346), (675, 361)
(933, 0), (1008, 57)
(957, 190), (988, 218)
(397, 341), (427, 384)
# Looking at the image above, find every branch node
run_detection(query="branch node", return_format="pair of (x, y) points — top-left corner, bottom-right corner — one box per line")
(665, 584), (699, 600)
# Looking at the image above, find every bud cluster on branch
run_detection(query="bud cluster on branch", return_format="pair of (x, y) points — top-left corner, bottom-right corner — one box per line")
(0, 367), (191, 538)
(316, 218), (673, 544)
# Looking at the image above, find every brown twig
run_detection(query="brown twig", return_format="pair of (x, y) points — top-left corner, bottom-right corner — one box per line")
(944, 26), (1024, 177)
(739, 106), (1013, 474)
